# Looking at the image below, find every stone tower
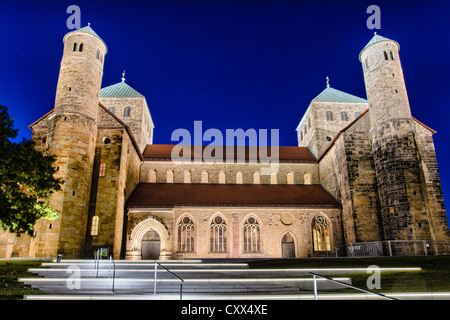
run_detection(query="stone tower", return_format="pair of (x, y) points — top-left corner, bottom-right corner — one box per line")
(360, 33), (449, 250)
(36, 25), (107, 258)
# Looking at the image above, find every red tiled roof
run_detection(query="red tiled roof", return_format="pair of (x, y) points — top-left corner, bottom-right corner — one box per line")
(142, 144), (316, 162)
(127, 183), (340, 208)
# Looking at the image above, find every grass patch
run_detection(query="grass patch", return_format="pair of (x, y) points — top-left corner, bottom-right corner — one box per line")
(0, 261), (45, 300)
(249, 255), (450, 293)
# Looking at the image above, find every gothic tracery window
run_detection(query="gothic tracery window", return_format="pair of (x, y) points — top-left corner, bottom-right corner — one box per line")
(243, 216), (260, 252)
(312, 215), (331, 251)
(178, 216), (195, 252)
(210, 215), (227, 252)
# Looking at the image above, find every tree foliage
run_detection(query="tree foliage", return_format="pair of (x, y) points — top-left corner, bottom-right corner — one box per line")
(0, 105), (61, 235)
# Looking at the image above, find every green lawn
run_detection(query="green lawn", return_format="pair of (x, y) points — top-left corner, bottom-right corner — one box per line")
(248, 255), (450, 293)
(0, 261), (45, 300)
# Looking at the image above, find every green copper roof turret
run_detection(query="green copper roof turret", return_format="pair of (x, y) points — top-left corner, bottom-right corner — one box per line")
(63, 24), (108, 54)
(359, 33), (400, 61)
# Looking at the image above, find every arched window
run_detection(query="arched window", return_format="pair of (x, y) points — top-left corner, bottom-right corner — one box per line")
(253, 171), (260, 184)
(178, 216), (195, 252)
(123, 107), (131, 117)
(73, 42), (78, 51)
(341, 111), (348, 121)
(355, 111), (361, 118)
(243, 216), (260, 252)
(218, 170), (226, 184)
(270, 172), (277, 184)
(149, 169), (157, 183)
(312, 215), (331, 251)
(201, 171), (208, 183)
(365, 57), (369, 70)
(91, 216), (99, 236)
(96, 50), (100, 59)
(326, 111), (333, 121)
(304, 125), (307, 134)
(390, 51), (395, 60)
(300, 131), (303, 141)
(184, 170), (191, 183)
(287, 172), (294, 185)
(99, 163), (106, 177)
(236, 171), (243, 184)
(304, 172), (311, 185)
(109, 107), (115, 114)
(210, 215), (227, 252)
(308, 117), (311, 129)
(79, 43), (83, 52)
(384, 51), (389, 60)
(166, 170), (174, 183)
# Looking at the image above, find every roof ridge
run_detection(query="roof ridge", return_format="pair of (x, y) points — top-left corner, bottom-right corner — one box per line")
(100, 81), (144, 98)
(312, 86), (367, 103)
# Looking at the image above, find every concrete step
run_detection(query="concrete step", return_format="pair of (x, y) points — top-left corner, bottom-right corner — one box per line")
(28, 266), (422, 279)
(19, 276), (352, 294)
(23, 292), (450, 300)
(42, 261), (249, 270)
(21, 259), (423, 298)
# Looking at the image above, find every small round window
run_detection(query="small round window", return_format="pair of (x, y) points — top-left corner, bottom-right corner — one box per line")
(102, 137), (111, 144)
(326, 136), (332, 141)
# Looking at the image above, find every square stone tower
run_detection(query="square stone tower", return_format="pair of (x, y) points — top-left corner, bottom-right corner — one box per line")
(296, 83), (368, 158)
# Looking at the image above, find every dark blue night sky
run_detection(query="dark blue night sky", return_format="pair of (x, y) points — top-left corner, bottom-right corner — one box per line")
(1, 1), (450, 222)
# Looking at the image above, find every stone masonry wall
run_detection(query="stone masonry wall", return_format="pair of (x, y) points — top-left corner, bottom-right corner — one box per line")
(127, 207), (343, 259)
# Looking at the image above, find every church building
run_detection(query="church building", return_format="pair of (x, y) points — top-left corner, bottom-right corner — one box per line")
(0, 26), (449, 260)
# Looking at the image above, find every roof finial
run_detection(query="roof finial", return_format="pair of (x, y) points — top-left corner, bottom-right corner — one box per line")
(121, 70), (126, 82)
(374, 31), (377, 35)
(326, 76), (330, 88)
(88, 22), (91, 26)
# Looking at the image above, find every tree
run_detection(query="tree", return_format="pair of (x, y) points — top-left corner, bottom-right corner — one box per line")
(0, 105), (61, 235)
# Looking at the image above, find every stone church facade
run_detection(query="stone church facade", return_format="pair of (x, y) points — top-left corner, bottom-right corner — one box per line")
(0, 26), (449, 260)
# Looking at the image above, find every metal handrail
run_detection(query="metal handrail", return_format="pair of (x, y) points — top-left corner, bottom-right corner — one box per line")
(110, 256), (116, 292)
(309, 272), (397, 300)
(154, 260), (184, 300)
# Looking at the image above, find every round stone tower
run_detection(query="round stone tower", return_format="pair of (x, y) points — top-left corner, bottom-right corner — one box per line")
(359, 33), (434, 249)
(43, 25), (107, 258)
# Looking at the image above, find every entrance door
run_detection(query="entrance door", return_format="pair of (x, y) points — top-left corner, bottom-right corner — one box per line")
(141, 229), (161, 260)
(282, 233), (295, 258)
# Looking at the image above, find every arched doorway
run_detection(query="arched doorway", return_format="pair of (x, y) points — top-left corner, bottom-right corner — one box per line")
(126, 217), (172, 260)
(281, 232), (296, 258)
(141, 229), (161, 260)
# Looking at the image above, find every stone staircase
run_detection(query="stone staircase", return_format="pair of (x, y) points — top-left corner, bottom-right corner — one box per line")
(19, 259), (422, 299)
